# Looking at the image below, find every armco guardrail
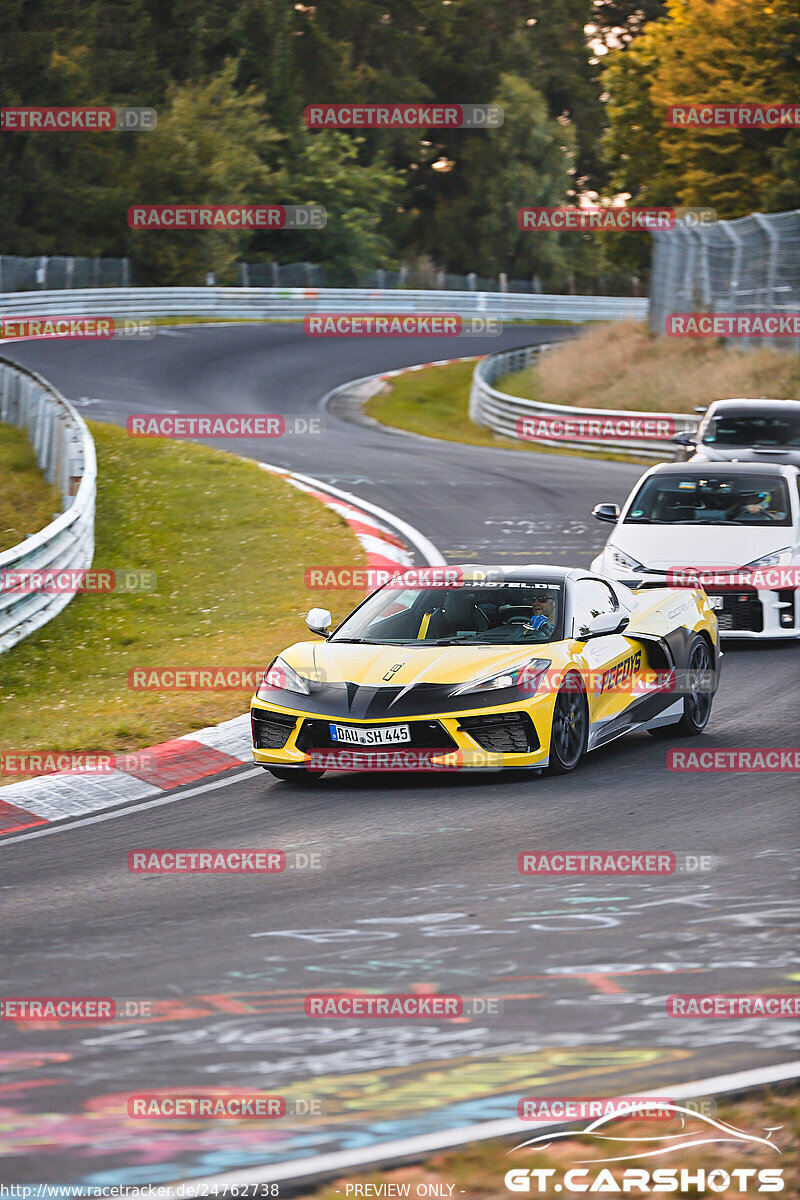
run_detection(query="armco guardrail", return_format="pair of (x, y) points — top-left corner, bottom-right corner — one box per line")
(470, 344), (700, 458)
(0, 286), (648, 323)
(0, 359), (96, 654)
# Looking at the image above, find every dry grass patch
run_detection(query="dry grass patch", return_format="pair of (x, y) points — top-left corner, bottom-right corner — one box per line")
(495, 320), (800, 414)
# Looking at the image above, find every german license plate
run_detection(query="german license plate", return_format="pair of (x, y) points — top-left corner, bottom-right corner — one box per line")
(329, 723), (411, 746)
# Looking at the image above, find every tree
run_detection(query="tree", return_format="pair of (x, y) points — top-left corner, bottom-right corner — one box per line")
(125, 63), (280, 284)
(414, 75), (577, 284)
(251, 129), (403, 282)
(590, 0), (667, 48)
(604, 0), (800, 218)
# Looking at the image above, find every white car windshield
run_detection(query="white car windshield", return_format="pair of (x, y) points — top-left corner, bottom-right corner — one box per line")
(701, 413), (800, 448)
(330, 582), (565, 645)
(624, 473), (793, 526)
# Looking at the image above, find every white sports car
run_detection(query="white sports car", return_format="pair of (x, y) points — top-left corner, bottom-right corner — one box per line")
(591, 462), (800, 639)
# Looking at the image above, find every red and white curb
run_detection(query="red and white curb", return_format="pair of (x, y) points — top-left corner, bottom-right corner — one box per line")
(259, 464), (416, 576)
(379, 353), (484, 379)
(0, 468), (443, 840)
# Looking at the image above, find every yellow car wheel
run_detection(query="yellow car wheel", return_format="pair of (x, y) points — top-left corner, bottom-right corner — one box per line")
(546, 671), (588, 774)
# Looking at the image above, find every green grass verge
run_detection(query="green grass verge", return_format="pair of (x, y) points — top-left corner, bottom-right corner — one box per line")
(364, 360), (656, 465)
(0, 422), (365, 773)
(0, 422), (62, 553)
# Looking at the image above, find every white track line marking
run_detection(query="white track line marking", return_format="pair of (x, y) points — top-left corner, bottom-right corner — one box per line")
(174, 1060), (800, 1190)
(0, 767), (262, 849)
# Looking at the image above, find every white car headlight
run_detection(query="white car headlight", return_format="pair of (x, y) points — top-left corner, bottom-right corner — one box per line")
(741, 548), (792, 570)
(256, 656), (311, 698)
(451, 659), (551, 698)
(609, 546), (645, 572)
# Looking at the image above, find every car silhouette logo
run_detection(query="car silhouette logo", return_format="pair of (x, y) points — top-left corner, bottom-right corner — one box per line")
(511, 1101), (782, 1164)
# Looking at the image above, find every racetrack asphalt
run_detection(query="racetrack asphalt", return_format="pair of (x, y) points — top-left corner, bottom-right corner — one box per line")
(1, 325), (798, 1186)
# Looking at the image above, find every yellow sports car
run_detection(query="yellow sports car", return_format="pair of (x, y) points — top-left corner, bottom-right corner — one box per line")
(250, 566), (721, 782)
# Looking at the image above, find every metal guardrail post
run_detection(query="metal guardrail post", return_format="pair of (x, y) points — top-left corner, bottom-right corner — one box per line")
(469, 343), (701, 458)
(0, 286), (650, 322)
(752, 213), (778, 312)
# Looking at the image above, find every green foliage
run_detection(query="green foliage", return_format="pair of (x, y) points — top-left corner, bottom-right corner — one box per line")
(124, 63), (280, 284)
(3, 0), (797, 278)
(603, 0), (800, 218)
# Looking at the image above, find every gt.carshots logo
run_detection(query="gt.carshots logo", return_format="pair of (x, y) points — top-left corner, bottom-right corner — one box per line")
(303, 314), (501, 336)
(304, 104), (503, 128)
(304, 992), (502, 1017)
(506, 1103), (784, 1193)
(504, 1168), (784, 1193)
(1, 107), (156, 131)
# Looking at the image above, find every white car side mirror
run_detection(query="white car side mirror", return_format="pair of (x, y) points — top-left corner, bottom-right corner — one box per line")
(306, 608), (332, 636)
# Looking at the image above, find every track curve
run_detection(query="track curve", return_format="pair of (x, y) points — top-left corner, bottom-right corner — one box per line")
(1, 325), (798, 1187)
